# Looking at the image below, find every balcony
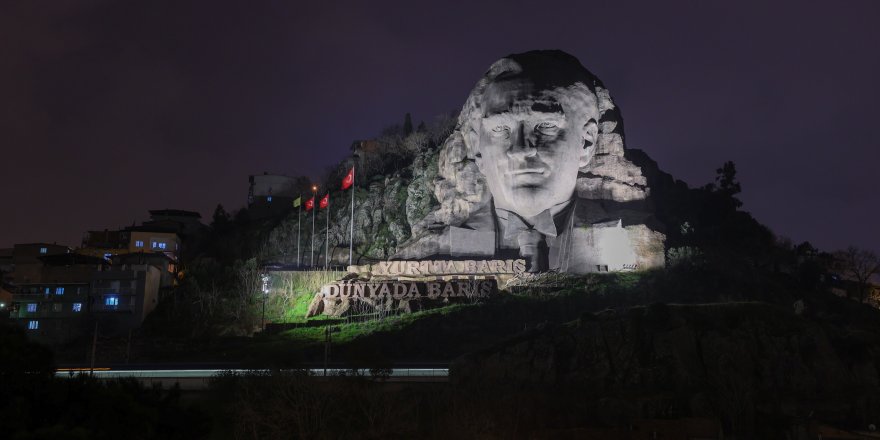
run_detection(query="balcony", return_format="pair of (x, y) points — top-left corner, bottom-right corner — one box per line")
(10, 309), (87, 319)
(92, 287), (137, 295)
(93, 303), (135, 313)
(13, 292), (88, 301)
(13, 293), (52, 301)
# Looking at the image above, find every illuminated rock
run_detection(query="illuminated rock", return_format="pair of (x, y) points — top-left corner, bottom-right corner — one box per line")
(397, 50), (665, 273)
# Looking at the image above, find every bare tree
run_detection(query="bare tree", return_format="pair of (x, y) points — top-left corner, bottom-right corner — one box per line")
(835, 246), (880, 302)
(402, 130), (429, 154)
(234, 258), (261, 322)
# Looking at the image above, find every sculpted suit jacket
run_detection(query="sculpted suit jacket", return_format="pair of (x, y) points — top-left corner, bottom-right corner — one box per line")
(400, 197), (665, 274)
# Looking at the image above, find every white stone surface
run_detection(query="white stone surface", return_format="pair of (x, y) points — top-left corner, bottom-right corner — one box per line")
(395, 50), (665, 272)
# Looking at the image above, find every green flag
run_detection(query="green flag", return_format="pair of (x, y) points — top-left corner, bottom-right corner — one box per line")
(293, 196), (301, 208)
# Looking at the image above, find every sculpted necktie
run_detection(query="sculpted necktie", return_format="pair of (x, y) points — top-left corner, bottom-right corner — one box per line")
(502, 209), (557, 273)
(516, 229), (547, 272)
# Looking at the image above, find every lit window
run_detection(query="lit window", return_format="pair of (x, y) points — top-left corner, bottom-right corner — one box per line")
(52, 303), (62, 312)
(44, 287), (50, 295)
(73, 303), (82, 312)
(158, 242), (167, 250)
(267, 196), (273, 202)
(151, 241), (158, 248)
(135, 240), (144, 248)
(26, 303), (37, 313)
(28, 320), (39, 330)
(103, 253), (112, 260)
(105, 296), (119, 307)
(55, 287), (64, 295)
(39, 247), (47, 254)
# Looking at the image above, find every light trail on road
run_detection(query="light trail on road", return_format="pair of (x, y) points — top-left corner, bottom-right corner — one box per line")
(56, 367), (448, 382)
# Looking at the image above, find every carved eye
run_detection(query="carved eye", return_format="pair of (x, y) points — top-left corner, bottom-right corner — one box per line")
(535, 122), (558, 133)
(490, 125), (510, 137)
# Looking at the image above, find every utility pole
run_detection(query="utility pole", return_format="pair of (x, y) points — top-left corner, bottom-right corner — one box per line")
(323, 325), (331, 377)
(125, 328), (132, 364)
(90, 320), (98, 377)
(261, 274), (270, 331)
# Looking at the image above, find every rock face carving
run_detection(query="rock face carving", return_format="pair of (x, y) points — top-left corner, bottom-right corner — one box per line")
(396, 50), (665, 273)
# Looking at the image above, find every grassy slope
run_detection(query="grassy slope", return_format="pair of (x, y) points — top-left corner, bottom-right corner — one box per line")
(92, 262), (880, 369)
(240, 262), (880, 367)
(235, 273), (654, 365)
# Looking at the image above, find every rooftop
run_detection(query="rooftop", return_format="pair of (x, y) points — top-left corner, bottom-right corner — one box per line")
(113, 251), (173, 263)
(39, 253), (107, 266)
(14, 243), (70, 248)
(124, 225), (180, 234)
(149, 209), (202, 218)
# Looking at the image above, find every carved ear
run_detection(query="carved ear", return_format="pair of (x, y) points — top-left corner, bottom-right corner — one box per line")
(466, 126), (487, 171)
(579, 119), (598, 168)
(594, 84), (625, 157)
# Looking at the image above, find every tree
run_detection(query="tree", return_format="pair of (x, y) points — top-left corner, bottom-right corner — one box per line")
(834, 246), (880, 302)
(714, 160), (743, 209)
(233, 258), (261, 323)
(212, 204), (230, 229)
(233, 207), (250, 225)
(403, 113), (413, 136)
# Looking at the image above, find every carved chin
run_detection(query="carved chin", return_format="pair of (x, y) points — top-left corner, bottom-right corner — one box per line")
(506, 188), (553, 216)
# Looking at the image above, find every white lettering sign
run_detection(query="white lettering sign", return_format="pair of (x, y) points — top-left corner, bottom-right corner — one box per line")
(369, 259), (526, 277)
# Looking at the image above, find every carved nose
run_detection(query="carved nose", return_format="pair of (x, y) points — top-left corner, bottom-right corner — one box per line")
(507, 123), (537, 159)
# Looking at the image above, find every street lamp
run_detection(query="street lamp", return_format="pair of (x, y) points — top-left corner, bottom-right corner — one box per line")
(261, 273), (270, 331)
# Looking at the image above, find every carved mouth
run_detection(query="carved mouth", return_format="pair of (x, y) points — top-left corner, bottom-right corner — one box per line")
(508, 168), (546, 176)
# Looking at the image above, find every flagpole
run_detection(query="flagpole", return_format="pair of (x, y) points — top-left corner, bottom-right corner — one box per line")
(349, 167), (355, 267)
(296, 197), (301, 267)
(311, 186), (317, 267)
(325, 195), (329, 269)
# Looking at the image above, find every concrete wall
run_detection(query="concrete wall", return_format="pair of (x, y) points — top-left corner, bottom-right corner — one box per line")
(11, 282), (92, 344)
(248, 174), (301, 219)
(128, 231), (180, 261)
(91, 265), (161, 332)
(249, 174), (299, 198)
(141, 265), (160, 319)
(12, 243), (71, 284)
(11, 254), (166, 343)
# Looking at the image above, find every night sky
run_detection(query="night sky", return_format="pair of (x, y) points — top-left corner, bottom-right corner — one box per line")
(2, 0), (878, 254)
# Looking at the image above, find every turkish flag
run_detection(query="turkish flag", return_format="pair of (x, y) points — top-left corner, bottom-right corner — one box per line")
(341, 167), (354, 190)
(319, 193), (329, 209)
(304, 197), (315, 211)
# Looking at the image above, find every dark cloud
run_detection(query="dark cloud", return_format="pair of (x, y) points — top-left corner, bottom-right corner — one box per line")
(1, 0), (878, 253)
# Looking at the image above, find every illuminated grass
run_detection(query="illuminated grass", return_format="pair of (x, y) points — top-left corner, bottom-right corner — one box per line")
(264, 270), (343, 323)
(278, 303), (476, 345)
(272, 272), (650, 343)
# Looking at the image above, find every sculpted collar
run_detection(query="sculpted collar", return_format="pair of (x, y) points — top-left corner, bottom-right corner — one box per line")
(495, 199), (574, 240)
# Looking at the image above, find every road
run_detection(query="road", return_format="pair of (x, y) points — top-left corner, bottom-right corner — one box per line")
(55, 364), (449, 390)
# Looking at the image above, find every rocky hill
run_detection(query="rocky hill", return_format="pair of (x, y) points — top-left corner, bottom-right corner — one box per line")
(260, 117), (453, 263)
